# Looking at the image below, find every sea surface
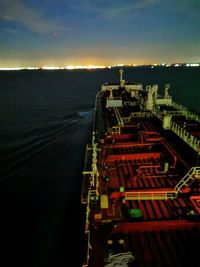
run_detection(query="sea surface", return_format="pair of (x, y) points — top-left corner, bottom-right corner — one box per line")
(0, 67), (200, 267)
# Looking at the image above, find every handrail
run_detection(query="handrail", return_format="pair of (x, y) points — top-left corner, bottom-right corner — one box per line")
(175, 166), (200, 193)
(124, 189), (176, 200)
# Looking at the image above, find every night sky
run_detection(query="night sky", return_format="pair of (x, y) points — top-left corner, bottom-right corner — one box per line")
(1, 0), (200, 67)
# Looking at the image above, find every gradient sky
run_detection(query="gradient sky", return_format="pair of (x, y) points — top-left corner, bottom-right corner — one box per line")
(1, 0), (200, 67)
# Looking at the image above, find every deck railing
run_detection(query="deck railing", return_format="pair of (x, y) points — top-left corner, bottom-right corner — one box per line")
(172, 101), (200, 123)
(124, 190), (177, 201)
(171, 121), (200, 152)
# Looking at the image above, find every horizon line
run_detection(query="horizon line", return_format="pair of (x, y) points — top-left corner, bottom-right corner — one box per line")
(0, 62), (200, 71)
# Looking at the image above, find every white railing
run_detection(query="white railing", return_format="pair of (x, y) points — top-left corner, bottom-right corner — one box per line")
(171, 121), (200, 152)
(172, 101), (200, 123)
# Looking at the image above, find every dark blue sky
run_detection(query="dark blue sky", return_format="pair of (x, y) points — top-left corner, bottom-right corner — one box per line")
(1, 0), (200, 67)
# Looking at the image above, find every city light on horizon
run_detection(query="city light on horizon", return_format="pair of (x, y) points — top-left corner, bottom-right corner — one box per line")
(0, 62), (199, 71)
(1, 57), (200, 70)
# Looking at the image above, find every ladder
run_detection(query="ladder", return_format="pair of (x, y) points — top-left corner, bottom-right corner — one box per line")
(175, 166), (200, 193)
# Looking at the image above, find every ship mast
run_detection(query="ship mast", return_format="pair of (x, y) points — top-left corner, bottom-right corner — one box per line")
(119, 68), (125, 87)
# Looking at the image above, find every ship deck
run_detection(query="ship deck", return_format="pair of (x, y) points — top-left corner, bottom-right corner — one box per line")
(82, 79), (200, 267)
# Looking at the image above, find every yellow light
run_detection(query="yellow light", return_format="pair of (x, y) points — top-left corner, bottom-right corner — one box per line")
(0, 67), (23, 71)
(65, 65), (107, 70)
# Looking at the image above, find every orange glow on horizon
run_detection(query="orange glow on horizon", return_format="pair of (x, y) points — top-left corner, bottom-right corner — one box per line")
(0, 56), (164, 69)
(0, 57), (199, 70)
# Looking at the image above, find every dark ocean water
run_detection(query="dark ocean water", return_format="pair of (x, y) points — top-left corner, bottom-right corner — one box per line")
(0, 67), (200, 267)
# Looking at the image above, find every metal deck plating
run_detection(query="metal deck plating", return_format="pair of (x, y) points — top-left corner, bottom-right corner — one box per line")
(82, 69), (200, 267)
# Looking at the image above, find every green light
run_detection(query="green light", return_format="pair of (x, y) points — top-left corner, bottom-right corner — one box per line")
(127, 208), (143, 218)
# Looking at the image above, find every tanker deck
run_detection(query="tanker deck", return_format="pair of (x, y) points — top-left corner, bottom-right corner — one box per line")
(81, 69), (200, 267)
